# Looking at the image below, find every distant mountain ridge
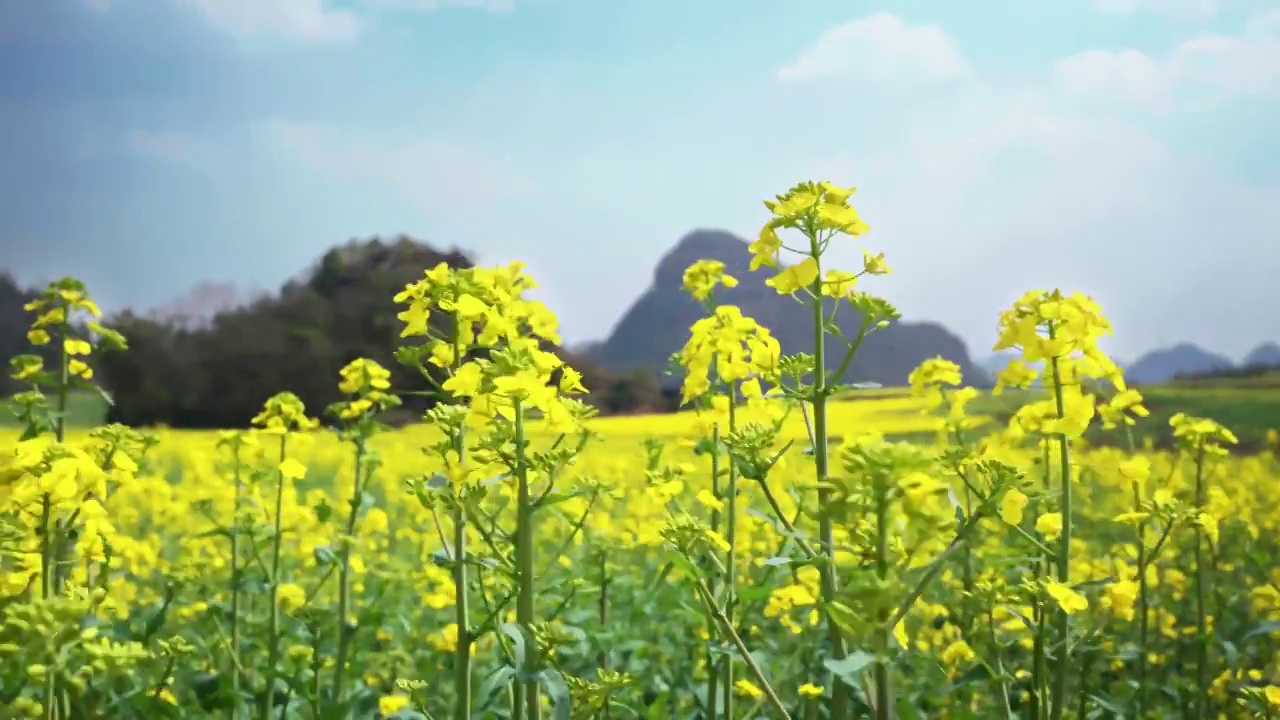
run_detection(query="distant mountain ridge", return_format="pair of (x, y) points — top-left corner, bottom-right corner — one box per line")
(584, 229), (980, 387)
(1122, 342), (1280, 385)
(1243, 342), (1280, 369)
(979, 340), (1280, 386)
(1126, 343), (1235, 384)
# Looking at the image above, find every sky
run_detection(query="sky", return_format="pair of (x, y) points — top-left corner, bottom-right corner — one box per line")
(1, 0), (1278, 362)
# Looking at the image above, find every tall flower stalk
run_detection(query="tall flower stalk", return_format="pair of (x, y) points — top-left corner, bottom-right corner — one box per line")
(8, 279), (126, 720)
(250, 392), (316, 720)
(706, 419), (722, 720)
(326, 359), (399, 706)
(395, 261), (593, 720)
(744, 181), (887, 720)
(1099, 391), (1154, 719)
(215, 430), (255, 718)
(721, 397), (738, 719)
(1047, 352), (1074, 720)
(1169, 412), (1235, 719)
(990, 289), (1125, 720)
(676, 259), (750, 720)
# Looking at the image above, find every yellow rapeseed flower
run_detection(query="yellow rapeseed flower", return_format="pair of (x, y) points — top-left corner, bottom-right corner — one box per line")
(378, 694), (411, 716)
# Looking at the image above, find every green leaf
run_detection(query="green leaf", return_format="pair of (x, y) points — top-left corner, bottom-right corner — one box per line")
(1220, 639), (1239, 669)
(538, 489), (585, 508)
(1087, 694), (1126, 715)
(692, 437), (719, 456)
(952, 662), (994, 687)
(89, 383), (115, 407)
(644, 693), (670, 720)
(1072, 576), (1116, 590)
(823, 650), (877, 687)
(501, 622), (538, 676)
(666, 551), (702, 582)
(476, 665), (519, 710)
(313, 545), (338, 567)
(735, 585), (773, 603)
(1243, 619), (1280, 641)
(823, 601), (865, 637)
(537, 668), (572, 720)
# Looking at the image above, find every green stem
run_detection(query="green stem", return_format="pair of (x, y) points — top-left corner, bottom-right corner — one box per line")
(694, 576), (792, 720)
(1075, 651), (1092, 719)
(1048, 351), (1073, 720)
(722, 397), (738, 720)
(448, 311), (474, 720)
(53, 307), (70, 445)
(1193, 444), (1209, 720)
(1134, 503), (1150, 718)
(309, 622), (324, 720)
(332, 437), (366, 705)
(228, 444), (244, 720)
(988, 610), (1014, 716)
(883, 511), (983, 631)
(39, 494), (55, 720)
(872, 477), (893, 720)
(1049, 351), (1070, 717)
(50, 323), (71, 593)
(262, 434), (289, 720)
(38, 318), (72, 720)
(1033, 595), (1047, 720)
(1031, 442), (1051, 720)
(452, 441), (472, 720)
(598, 552), (610, 720)
(706, 422), (721, 720)
(807, 236), (848, 720)
(756, 479), (819, 560)
(513, 398), (540, 720)
(1126, 424), (1149, 720)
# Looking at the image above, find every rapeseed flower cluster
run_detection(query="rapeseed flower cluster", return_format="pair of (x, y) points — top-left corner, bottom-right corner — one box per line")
(2, 184), (1279, 720)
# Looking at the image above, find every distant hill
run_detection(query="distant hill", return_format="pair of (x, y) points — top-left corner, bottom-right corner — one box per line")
(584, 229), (978, 388)
(1243, 342), (1280, 369)
(1125, 342), (1234, 385)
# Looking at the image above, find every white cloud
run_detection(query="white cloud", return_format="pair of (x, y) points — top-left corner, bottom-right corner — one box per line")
(172, 0), (514, 40)
(256, 120), (539, 218)
(1053, 49), (1172, 104)
(1090, 0), (1216, 17)
(764, 13), (1280, 358)
(776, 12), (970, 84)
(239, 11), (1279, 359)
(84, 0), (112, 11)
(364, 0), (514, 11)
(1055, 10), (1280, 107)
(797, 82), (1280, 360)
(176, 0), (362, 42)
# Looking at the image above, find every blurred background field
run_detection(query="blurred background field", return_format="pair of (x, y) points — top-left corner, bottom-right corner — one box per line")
(13, 374), (1276, 451)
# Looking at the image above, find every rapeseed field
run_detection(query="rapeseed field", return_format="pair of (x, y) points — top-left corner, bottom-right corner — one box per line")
(3, 180), (1279, 720)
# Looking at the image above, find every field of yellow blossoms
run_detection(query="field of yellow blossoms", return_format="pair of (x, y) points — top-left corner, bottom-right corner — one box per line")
(3, 180), (1280, 720)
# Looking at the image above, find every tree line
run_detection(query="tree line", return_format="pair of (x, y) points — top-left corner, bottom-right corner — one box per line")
(1, 237), (676, 429)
